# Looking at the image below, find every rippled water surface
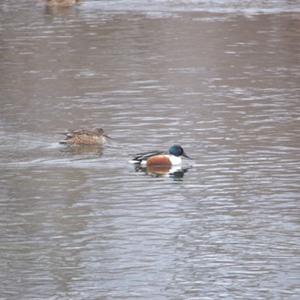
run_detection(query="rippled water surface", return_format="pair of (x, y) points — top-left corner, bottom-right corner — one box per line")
(1, 0), (300, 299)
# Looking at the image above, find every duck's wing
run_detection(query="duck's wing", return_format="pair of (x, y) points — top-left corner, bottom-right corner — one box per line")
(131, 150), (165, 163)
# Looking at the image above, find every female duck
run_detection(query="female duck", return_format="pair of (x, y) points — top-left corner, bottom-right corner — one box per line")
(59, 128), (110, 145)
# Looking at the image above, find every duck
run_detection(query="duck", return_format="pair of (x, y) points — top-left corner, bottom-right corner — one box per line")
(59, 128), (110, 145)
(131, 145), (191, 167)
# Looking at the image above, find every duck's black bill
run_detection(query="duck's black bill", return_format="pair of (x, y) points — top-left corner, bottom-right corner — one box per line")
(183, 152), (192, 159)
(104, 134), (113, 140)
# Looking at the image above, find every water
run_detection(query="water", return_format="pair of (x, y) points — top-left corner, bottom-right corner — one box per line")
(1, 0), (300, 299)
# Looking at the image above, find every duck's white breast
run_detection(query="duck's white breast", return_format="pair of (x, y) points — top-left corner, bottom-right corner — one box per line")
(169, 155), (182, 165)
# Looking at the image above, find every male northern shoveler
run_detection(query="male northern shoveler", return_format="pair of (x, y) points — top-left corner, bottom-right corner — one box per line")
(59, 128), (110, 145)
(131, 145), (191, 167)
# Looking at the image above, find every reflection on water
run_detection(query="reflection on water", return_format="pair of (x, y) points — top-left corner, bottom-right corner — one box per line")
(0, 0), (300, 299)
(134, 164), (190, 179)
(59, 144), (104, 156)
(80, 0), (300, 14)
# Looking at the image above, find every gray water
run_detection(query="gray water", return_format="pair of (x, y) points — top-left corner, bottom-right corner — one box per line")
(1, 0), (300, 299)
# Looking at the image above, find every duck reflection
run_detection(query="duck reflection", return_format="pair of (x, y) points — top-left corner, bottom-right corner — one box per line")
(44, 0), (80, 15)
(134, 164), (190, 179)
(46, 0), (79, 8)
(60, 144), (104, 156)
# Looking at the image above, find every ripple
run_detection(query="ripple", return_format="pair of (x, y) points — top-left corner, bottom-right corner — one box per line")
(1, 4), (299, 300)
